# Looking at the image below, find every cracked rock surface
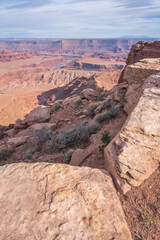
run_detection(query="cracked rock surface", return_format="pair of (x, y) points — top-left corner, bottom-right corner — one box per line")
(0, 162), (132, 240)
(105, 64), (160, 193)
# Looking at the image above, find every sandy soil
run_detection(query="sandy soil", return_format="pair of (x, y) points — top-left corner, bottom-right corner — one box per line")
(120, 168), (160, 240)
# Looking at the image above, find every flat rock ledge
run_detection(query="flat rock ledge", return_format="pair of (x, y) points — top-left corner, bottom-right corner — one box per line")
(0, 163), (131, 240)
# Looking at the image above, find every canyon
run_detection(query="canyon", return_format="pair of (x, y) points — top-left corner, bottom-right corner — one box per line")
(0, 41), (160, 240)
(0, 39), (130, 125)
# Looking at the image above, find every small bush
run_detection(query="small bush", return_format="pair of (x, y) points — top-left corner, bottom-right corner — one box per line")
(86, 123), (99, 135)
(120, 103), (125, 109)
(64, 149), (74, 164)
(97, 91), (108, 101)
(96, 111), (113, 123)
(101, 130), (111, 145)
(111, 106), (120, 117)
(103, 99), (113, 109)
(25, 149), (36, 159)
(76, 98), (82, 105)
(54, 104), (61, 111)
(87, 104), (98, 117)
(141, 210), (151, 225)
(56, 122), (99, 149)
(99, 131), (111, 154)
(0, 148), (15, 160)
(22, 121), (99, 157)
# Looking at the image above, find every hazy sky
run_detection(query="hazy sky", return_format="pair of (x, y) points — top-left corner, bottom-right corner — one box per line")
(0, 0), (160, 38)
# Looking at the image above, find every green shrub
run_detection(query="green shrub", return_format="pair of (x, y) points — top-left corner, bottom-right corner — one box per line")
(87, 104), (98, 117)
(64, 149), (74, 164)
(99, 131), (111, 154)
(54, 104), (61, 111)
(76, 98), (82, 105)
(96, 111), (113, 123)
(0, 148), (15, 160)
(101, 130), (111, 145)
(141, 210), (151, 225)
(120, 103), (125, 109)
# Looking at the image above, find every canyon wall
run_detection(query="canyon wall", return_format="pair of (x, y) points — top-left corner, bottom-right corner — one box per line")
(0, 39), (132, 52)
(119, 41), (160, 83)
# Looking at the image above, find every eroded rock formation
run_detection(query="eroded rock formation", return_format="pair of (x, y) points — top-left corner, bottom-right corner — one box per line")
(0, 39), (132, 52)
(104, 58), (160, 193)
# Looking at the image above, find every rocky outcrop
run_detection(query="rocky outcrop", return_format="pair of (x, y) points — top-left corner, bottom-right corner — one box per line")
(124, 58), (160, 114)
(38, 76), (101, 105)
(81, 88), (99, 100)
(126, 41), (160, 65)
(14, 106), (51, 129)
(118, 41), (160, 83)
(104, 59), (160, 193)
(0, 163), (132, 240)
(66, 60), (107, 71)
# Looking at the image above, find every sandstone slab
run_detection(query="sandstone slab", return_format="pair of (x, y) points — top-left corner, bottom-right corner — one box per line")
(70, 149), (92, 166)
(105, 72), (160, 193)
(123, 58), (160, 114)
(0, 163), (132, 240)
(14, 106), (51, 129)
(6, 136), (29, 148)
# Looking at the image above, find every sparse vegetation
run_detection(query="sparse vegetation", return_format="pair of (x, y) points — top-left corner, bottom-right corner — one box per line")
(96, 106), (120, 123)
(25, 149), (36, 159)
(64, 149), (74, 164)
(103, 99), (113, 109)
(54, 104), (61, 111)
(141, 210), (151, 225)
(0, 148), (15, 160)
(120, 103), (125, 109)
(86, 104), (98, 117)
(135, 233), (147, 240)
(76, 98), (82, 105)
(56, 121), (99, 148)
(99, 130), (111, 153)
(87, 123), (99, 135)
(97, 91), (108, 101)
(22, 121), (99, 158)
(96, 111), (113, 123)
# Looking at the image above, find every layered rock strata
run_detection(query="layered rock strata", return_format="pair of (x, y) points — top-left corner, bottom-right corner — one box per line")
(104, 59), (160, 193)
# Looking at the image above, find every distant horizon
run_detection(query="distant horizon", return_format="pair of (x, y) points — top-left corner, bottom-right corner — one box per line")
(0, 36), (159, 40)
(0, 0), (160, 39)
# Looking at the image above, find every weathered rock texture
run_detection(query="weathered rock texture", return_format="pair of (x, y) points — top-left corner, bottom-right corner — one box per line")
(105, 59), (160, 193)
(118, 41), (160, 83)
(0, 163), (132, 240)
(124, 58), (160, 114)
(126, 41), (160, 65)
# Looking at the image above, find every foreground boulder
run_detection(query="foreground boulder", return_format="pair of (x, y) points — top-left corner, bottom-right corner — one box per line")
(0, 163), (131, 240)
(105, 65), (160, 193)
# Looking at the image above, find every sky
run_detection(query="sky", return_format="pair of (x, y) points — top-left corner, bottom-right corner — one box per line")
(0, 0), (160, 38)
